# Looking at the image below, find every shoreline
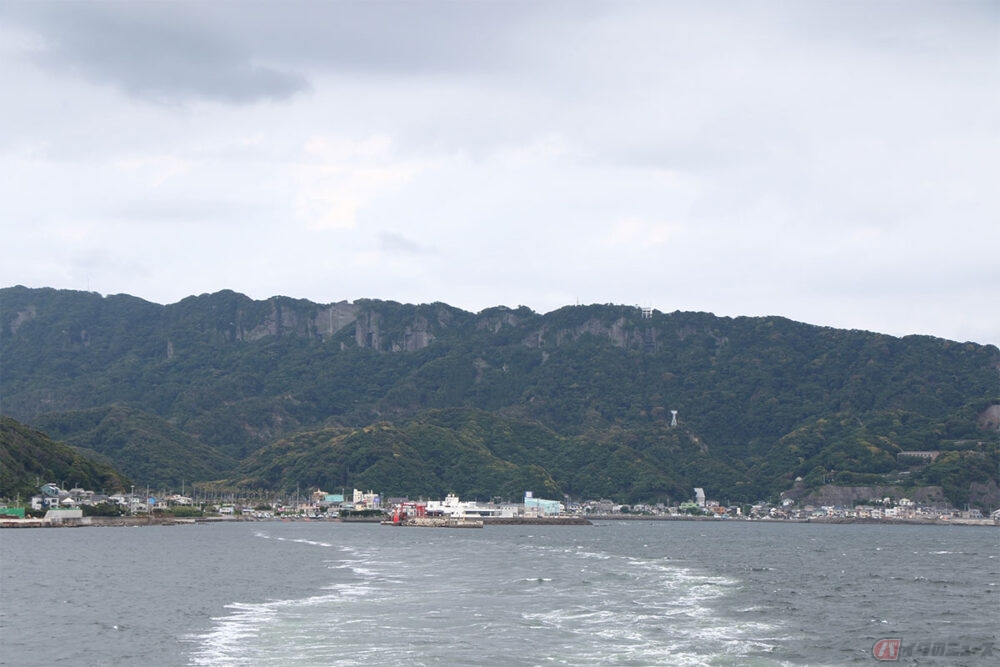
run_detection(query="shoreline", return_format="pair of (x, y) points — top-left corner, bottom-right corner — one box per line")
(0, 515), (262, 529)
(586, 514), (998, 527)
(2, 514), (994, 529)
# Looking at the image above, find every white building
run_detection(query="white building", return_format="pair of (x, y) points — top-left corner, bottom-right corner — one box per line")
(352, 489), (381, 509)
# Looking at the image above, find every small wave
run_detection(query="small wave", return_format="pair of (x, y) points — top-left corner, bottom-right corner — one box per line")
(252, 532), (333, 548)
(289, 538), (333, 548)
(187, 591), (349, 665)
(319, 582), (373, 600)
(910, 575), (963, 587)
(187, 601), (278, 665)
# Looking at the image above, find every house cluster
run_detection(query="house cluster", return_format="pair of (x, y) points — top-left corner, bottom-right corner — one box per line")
(574, 487), (745, 518)
(778, 499), (990, 522)
(17, 483), (996, 525)
(570, 488), (997, 524)
(296, 488), (381, 515)
(255, 489), (567, 519)
(576, 502), (994, 522)
(217, 488), (383, 518)
(29, 483), (194, 513)
(279, 485), (994, 524)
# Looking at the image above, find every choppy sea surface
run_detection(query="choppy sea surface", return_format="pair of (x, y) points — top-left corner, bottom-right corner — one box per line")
(0, 520), (996, 666)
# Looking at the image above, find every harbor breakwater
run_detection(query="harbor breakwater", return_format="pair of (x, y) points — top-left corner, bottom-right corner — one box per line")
(483, 516), (592, 526)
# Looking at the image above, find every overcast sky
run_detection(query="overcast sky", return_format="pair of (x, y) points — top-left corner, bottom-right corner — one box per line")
(1, 1), (997, 345)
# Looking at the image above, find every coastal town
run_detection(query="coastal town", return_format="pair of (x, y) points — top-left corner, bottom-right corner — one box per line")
(1, 482), (996, 527)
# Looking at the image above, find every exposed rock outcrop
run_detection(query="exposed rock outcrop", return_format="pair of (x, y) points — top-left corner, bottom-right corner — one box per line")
(978, 404), (1000, 431)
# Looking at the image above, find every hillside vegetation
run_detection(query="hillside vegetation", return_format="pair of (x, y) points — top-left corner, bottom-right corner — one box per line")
(2, 286), (998, 508)
(30, 405), (236, 489)
(0, 417), (131, 499)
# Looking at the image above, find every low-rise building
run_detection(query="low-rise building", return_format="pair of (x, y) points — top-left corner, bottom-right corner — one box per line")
(524, 491), (563, 516)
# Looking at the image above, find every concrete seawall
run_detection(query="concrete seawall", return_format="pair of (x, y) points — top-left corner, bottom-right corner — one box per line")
(483, 516), (592, 526)
(0, 515), (258, 528)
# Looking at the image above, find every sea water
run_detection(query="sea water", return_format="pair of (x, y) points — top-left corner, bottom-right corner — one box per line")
(0, 520), (996, 666)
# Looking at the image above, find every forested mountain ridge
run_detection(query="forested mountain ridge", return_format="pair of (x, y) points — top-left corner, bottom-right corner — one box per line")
(2, 286), (997, 508)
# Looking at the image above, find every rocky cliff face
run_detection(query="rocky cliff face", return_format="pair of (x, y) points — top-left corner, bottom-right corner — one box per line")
(353, 311), (436, 352)
(0, 287), (745, 358)
(8, 304), (36, 335)
(475, 307), (525, 333)
(214, 299), (360, 342)
(237, 301), (360, 341)
(237, 302), (304, 341)
(978, 404), (1000, 431)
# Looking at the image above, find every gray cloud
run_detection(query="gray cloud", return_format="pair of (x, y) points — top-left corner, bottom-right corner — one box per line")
(0, 2), (996, 345)
(2, 1), (574, 104)
(4, 3), (308, 103)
